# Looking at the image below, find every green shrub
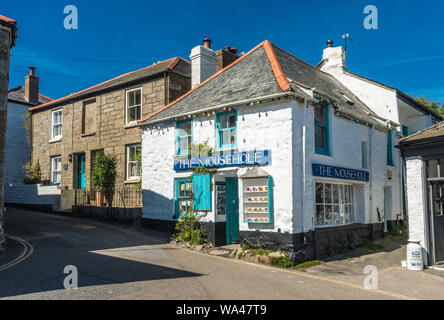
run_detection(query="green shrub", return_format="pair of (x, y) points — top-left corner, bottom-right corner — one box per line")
(390, 225), (406, 237)
(249, 248), (272, 256)
(174, 215), (207, 245)
(91, 154), (117, 206)
(241, 243), (250, 251)
(270, 254), (294, 268)
(24, 161), (41, 184)
(365, 241), (384, 251)
(292, 260), (323, 270)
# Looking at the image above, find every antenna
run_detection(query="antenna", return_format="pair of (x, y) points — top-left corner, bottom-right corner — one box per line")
(342, 33), (353, 52)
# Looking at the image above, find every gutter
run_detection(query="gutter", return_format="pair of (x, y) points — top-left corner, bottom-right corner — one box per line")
(139, 91), (315, 127)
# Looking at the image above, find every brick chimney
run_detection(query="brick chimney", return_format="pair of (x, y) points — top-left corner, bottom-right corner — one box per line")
(216, 46), (239, 71)
(190, 38), (217, 88)
(24, 66), (39, 103)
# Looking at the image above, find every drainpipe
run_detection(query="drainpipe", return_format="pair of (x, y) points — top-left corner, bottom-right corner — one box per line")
(301, 98), (307, 239)
(369, 125), (374, 241)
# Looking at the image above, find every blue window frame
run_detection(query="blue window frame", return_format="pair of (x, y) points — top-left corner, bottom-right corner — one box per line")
(174, 178), (193, 218)
(314, 101), (330, 155)
(402, 125), (409, 137)
(176, 120), (192, 155)
(387, 130), (394, 166)
(216, 111), (237, 149)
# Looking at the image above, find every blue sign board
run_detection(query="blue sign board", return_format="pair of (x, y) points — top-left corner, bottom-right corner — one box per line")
(174, 150), (269, 171)
(312, 164), (369, 182)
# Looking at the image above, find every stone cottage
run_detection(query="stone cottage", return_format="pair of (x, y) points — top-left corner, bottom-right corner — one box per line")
(137, 39), (402, 263)
(28, 57), (191, 197)
(0, 14), (17, 255)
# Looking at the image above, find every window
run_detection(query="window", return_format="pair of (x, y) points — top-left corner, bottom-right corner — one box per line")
(314, 102), (330, 155)
(175, 178), (193, 218)
(126, 88), (142, 124)
(387, 130), (394, 166)
(50, 156), (62, 185)
(51, 109), (63, 140)
(126, 144), (141, 180)
(176, 120), (192, 155)
(401, 125), (409, 137)
(217, 111), (237, 149)
(316, 182), (354, 226)
(361, 141), (368, 169)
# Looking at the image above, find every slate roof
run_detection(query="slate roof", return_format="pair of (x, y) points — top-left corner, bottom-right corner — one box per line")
(8, 86), (53, 105)
(139, 40), (383, 128)
(29, 57), (190, 112)
(399, 121), (444, 143)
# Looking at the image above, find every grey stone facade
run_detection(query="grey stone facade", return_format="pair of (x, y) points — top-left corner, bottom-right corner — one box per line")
(0, 16), (17, 255)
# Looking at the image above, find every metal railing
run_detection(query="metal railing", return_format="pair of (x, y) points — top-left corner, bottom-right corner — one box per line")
(74, 187), (142, 208)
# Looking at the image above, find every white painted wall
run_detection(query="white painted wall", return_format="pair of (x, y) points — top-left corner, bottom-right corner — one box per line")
(141, 97), (396, 236)
(4, 184), (61, 210)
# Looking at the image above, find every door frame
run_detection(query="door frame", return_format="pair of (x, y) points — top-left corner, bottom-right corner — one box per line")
(225, 177), (239, 245)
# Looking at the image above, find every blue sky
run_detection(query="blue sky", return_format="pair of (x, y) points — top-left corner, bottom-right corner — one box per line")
(3, 0), (444, 103)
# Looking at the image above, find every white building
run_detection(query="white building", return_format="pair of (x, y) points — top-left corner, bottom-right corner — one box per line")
(137, 39), (412, 262)
(5, 68), (54, 208)
(319, 40), (442, 232)
(398, 123), (444, 266)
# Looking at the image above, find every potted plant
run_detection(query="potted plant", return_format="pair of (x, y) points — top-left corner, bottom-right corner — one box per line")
(91, 154), (117, 207)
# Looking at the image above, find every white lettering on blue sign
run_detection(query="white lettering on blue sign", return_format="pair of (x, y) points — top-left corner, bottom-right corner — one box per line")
(312, 164), (369, 182)
(174, 150), (270, 171)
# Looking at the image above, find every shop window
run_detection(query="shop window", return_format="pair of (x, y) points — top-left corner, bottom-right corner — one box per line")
(314, 101), (330, 155)
(126, 88), (142, 124)
(315, 182), (354, 226)
(192, 173), (212, 211)
(387, 130), (394, 166)
(176, 120), (192, 155)
(50, 156), (62, 185)
(51, 109), (63, 140)
(427, 159), (444, 179)
(126, 144), (141, 180)
(217, 111), (237, 149)
(175, 178), (193, 218)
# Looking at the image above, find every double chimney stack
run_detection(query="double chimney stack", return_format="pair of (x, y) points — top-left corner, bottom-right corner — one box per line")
(190, 38), (239, 88)
(24, 66), (39, 103)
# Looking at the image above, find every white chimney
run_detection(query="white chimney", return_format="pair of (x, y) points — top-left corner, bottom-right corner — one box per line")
(320, 40), (347, 73)
(190, 38), (217, 88)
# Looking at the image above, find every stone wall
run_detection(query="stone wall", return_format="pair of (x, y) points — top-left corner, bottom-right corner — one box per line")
(31, 72), (189, 191)
(0, 20), (16, 255)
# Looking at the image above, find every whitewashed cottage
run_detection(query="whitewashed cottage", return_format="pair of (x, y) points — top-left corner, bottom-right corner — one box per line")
(137, 39), (432, 262)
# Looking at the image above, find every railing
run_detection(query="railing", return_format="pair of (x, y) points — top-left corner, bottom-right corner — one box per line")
(74, 187), (142, 208)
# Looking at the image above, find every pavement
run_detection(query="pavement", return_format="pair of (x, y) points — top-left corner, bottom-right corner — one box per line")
(1, 207), (444, 300)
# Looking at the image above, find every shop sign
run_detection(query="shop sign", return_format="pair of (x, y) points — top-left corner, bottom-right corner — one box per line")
(312, 164), (369, 182)
(174, 150), (269, 171)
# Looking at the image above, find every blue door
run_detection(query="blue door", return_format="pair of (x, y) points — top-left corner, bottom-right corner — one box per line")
(225, 177), (239, 244)
(77, 154), (86, 189)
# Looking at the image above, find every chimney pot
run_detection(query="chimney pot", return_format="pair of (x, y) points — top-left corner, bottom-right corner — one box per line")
(230, 47), (238, 55)
(203, 38), (212, 49)
(29, 66), (36, 76)
(326, 40), (333, 48)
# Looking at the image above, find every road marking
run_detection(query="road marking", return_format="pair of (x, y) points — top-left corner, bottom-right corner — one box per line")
(0, 234), (34, 272)
(180, 245), (418, 300)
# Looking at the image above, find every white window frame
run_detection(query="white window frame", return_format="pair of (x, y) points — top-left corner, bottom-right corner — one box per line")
(51, 109), (63, 141)
(315, 182), (354, 227)
(126, 144), (141, 180)
(50, 156), (62, 185)
(125, 88), (142, 125)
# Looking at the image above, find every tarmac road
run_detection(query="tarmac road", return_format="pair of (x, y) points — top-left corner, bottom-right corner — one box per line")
(0, 207), (426, 300)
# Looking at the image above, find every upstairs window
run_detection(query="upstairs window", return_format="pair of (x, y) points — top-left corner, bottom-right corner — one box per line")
(387, 130), (394, 166)
(50, 156), (62, 185)
(217, 111), (237, 149)
(126, 88), (142, 124)
(401, 125), (409, 137)
(176, 120), (192, 155)
(314, 101), (330, 155)
(126, 144), (141, 180)
(51, 109), (63, 140)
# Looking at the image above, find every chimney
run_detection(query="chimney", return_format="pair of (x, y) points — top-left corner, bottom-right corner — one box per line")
(216, 46), (239, 71)
(320, 40), (347, 73)
(24, 66), (39, 103)
(190, 38), (217, 88)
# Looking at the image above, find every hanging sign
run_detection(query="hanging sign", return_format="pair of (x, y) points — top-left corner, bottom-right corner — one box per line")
(312, 163), (369, 182)
(174, 150), (269, 171)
